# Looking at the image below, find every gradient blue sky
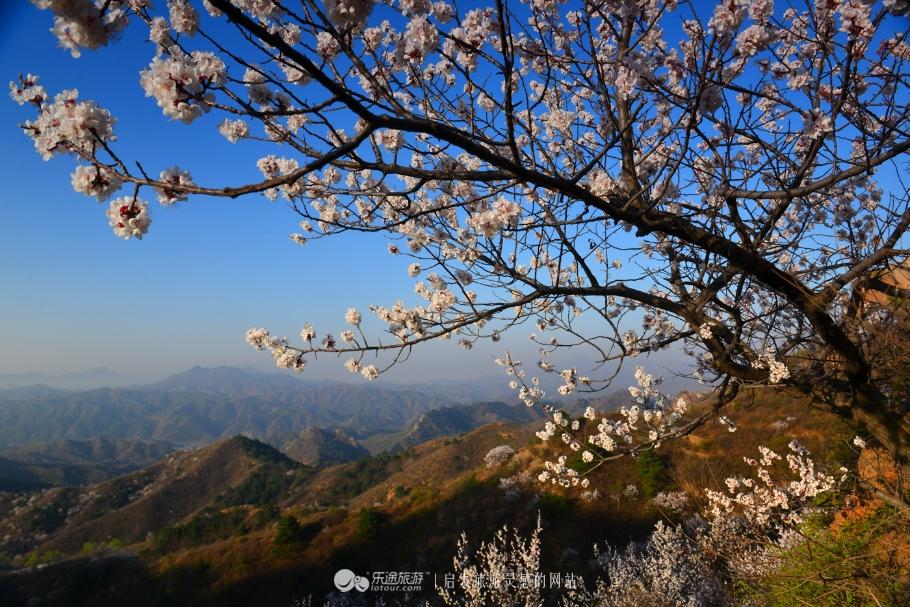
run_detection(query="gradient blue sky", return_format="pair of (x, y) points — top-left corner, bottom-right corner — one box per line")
(0, 3), (422, 380)
(0, 2), (693, 386)
(0, 2), (602, 383)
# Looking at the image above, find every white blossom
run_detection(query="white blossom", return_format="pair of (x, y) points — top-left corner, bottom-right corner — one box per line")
(139, 52), (226, 123)
(19, 87), (116, 161)
(483, 445), (515, 468)
(324, 0), (375, 29)
(167, 0), (198, 36)
(9, 74), (46, 106)
(71, 164), (122, 201)
(33, 0), (129, 57)
(106, 196), (151, 240)
(218, 119), (248, 143)
(155, 166), (193, 205)
(345, 307), (362, 326)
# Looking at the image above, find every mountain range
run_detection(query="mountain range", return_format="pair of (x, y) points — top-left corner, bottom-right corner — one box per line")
(0, 366), (608, 483)
(0, 386), (857, 607)
(0, 366), (636, 493)
(0, 366), (459, 449)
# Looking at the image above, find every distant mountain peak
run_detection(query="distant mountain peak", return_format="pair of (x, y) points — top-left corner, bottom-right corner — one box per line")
(142, 365), (306, 395)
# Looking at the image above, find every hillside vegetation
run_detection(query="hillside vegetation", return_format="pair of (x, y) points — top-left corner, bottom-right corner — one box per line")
(1, 385), (900, 605)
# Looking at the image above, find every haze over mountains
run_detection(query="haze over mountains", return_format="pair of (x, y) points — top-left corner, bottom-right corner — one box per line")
(0, 365), (634, 494)
(0, 368), (128, 391)
(0, 366), (518, 398)
(0, 366), (467, 448)
(0, 366), (592, 485)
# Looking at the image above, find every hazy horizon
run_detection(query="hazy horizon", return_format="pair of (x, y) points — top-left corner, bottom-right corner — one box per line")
(0, 358), (698, 396)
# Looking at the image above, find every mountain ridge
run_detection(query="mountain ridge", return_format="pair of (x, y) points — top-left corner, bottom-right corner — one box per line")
(0, 378), (456, 449)
(282, 427), (370, 466)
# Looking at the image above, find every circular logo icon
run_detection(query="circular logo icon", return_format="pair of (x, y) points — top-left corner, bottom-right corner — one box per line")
(334, 569), (369, 592)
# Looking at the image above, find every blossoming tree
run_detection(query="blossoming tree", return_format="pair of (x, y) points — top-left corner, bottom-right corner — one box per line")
(12, 0), (910, 483)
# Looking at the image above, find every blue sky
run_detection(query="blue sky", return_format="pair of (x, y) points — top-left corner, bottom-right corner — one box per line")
(0, 3), (440, 380)
(0, 2), (716, 387)
(0, 1), (639, 384)
(1, 2), (904, 388)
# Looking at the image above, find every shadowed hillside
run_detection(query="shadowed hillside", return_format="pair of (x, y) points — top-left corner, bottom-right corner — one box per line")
(0, 437), (309, 558)
(0, 439), (175, 489)
(360, 400), (549, 453)
(282, 427), (370, 466)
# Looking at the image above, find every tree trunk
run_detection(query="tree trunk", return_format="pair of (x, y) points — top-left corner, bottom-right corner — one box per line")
(850, 382), (910, 499)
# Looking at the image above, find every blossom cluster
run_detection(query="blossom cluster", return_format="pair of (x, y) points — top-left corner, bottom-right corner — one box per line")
(586, 368), (689, 451)
(106, 196), (151, 240)
(651, 490), (690, 514)
(155, 166), (194, 205)
(32, 0), (131, 58)
(8, 76), (180, 239)
(17, 84), (116, 162)
(750, 349), (791, 384)
(497, 470), (532, 500)
(590, 521), (728, 607)
(536, 455), (590, 489)
(483, 445), (516, 468)
(167, 0), (198, 35)
(704, 441), (837, 527)
(465, 197), (522, 238)
(245, 327), (305, 372)
(71, 164), (122, 201)
(324, 0), (374, 29)
(501, 355), (696, 489)
(256, 156), (300, 201)
(439, 516), (543, 607)
(139, 51), (227, 123)
(218, 119), (248, 143)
